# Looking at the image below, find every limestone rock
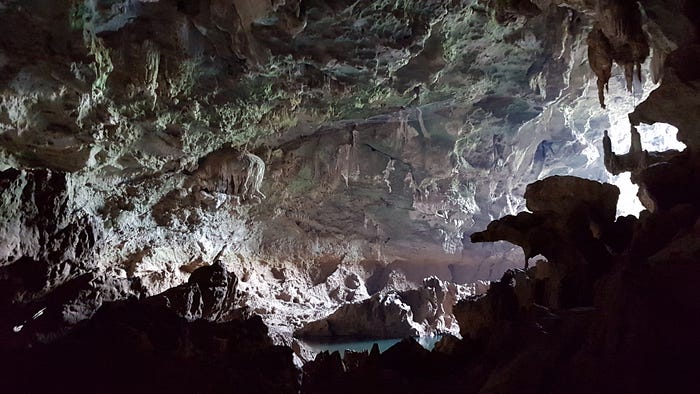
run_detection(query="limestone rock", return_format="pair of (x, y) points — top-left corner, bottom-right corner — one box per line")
(147, 260), (238, 321)
(295, 277), (469, 339)
(2, 0), (700, 392)
(472, 176), (619, 268)
(0, 0), (669, 342)
(471, 176), (624, 308)
(587, 0), (649, 107)
(523, 175), (619, 222)
(302, 351), (347, 394)
(453, 270), (519, 341)
(587, 28), (614, 108)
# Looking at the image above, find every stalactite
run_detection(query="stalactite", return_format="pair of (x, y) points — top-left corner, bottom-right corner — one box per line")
(587, 28), (613, 108)
(587, 1), (649, 108)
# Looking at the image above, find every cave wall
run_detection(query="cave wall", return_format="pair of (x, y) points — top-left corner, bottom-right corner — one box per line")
(1, 0), (696, 347)
(1, 0), (700, 392)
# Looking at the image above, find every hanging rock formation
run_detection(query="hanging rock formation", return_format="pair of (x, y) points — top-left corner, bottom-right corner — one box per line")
(470, 175), (619, 307)
(586, 0), (650, 108)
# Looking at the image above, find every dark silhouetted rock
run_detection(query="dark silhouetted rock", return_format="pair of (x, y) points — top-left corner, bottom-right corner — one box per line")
(148, 260), (238, 321)
(2, 286), (299, 394)
(302, 350), (347, 393)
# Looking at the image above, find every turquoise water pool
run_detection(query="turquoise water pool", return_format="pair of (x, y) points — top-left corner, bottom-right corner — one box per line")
(298, 336), (443, 357)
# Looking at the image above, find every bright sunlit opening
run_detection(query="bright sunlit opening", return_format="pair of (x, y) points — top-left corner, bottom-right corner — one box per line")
(609, 122), (686, 217)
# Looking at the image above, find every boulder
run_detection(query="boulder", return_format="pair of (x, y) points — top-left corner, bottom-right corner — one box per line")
(296, 277), (469, 339)
(523, 175), (619, 223)
(147, 260), (238, 321)
(295, 290), (421, 338)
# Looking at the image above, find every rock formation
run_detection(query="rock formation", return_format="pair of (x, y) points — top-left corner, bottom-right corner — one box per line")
(2, 262), (300, 393)
(148, 260), (239, 321)
(295, 276), (470, 338)
(470, 176), (618, 309)
(299, 165), (700, 392)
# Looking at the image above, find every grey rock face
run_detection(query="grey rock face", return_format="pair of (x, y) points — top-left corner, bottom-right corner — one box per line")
(0, 168), (124, 345)
(295, 276), (471, 338)
(1, 0), (699, 392)
(0, 169), (97, 267)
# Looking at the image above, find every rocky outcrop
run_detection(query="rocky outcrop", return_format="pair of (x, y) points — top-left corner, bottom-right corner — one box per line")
(302, 350), (348, 394)
(454, 169), (700, 393)
(471, 175), (619, 308)
(0, 169), (97, 267)
(2, 267), (298, 394)
(0, 168), (128, 347)
(602, 126), (680, 177)
(146, 260), (239, 321)
(296, 290), (421, 338)
(602, 125), (689, 212)
(300, 163), (700, 392)
(295, 276), (469, 338)
(1, 0), (673, 343)
(301, 337), (436, 394)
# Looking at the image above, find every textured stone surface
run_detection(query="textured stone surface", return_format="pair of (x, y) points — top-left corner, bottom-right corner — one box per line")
(0, 0), (668, 343)
(295, 276), (472, 338)
(147, 260), (239, 321)
(1, 0), (700, 391)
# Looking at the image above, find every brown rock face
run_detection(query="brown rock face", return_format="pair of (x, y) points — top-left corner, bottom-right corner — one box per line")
(524, 175), (619, 222)
(587, 28), (614, 108)
(586, 0), (650, 108)
(631, 44), (700, 147)
(471, 176), (618, 300)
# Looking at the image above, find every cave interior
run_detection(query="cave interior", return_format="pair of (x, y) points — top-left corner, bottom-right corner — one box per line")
(1, 0), (700, 393)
